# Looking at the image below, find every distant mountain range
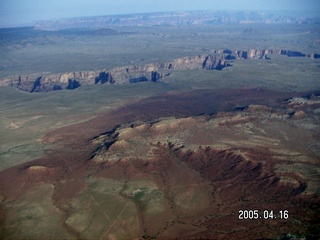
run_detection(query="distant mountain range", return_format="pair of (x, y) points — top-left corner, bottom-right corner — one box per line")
(34, 11), (320, 31)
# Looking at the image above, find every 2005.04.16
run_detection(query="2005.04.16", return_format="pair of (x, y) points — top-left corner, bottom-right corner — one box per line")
(238, 210), (289, 220)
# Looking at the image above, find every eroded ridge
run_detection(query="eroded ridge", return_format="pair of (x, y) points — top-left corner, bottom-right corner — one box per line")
(0, 92), (319, 239)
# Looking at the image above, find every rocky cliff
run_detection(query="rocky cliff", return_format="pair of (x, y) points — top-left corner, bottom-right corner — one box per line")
(222, 48), (319, 60)
(1, 54), (228, 92)
(1, 48), (318, 93)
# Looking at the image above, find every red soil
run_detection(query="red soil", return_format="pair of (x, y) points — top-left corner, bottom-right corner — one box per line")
(0, 88), (319, 239)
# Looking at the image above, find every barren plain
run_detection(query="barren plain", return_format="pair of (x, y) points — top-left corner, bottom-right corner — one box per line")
(0, 11), (320, 239)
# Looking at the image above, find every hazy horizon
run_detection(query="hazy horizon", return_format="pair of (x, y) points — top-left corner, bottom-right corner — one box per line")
(0, 0), (319, 27)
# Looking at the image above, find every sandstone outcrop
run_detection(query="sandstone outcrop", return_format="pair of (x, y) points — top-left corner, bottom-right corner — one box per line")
(0, 48), (318, 93)
(222, 48), (314, 60)
(2, 54), (229, 92)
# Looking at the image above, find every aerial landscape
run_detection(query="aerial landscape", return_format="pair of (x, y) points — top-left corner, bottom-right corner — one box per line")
(0, 0), (319, 239)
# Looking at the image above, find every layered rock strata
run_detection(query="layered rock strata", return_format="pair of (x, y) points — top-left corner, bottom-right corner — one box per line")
(1, 54), (228, 92)
(0, 48), (318, 92)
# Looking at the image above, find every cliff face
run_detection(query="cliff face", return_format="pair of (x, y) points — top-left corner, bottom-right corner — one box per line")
(8, 71), (102, 92)
(223, 48), (320, 60)
(1, 48), (318, 93)
(3, 54), (228, 92)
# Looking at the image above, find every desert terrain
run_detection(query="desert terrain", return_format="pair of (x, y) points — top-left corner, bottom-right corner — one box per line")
(0, 10), (320, 239)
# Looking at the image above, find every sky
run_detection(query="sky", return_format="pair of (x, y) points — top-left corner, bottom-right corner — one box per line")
(0, 0), (319, 27)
